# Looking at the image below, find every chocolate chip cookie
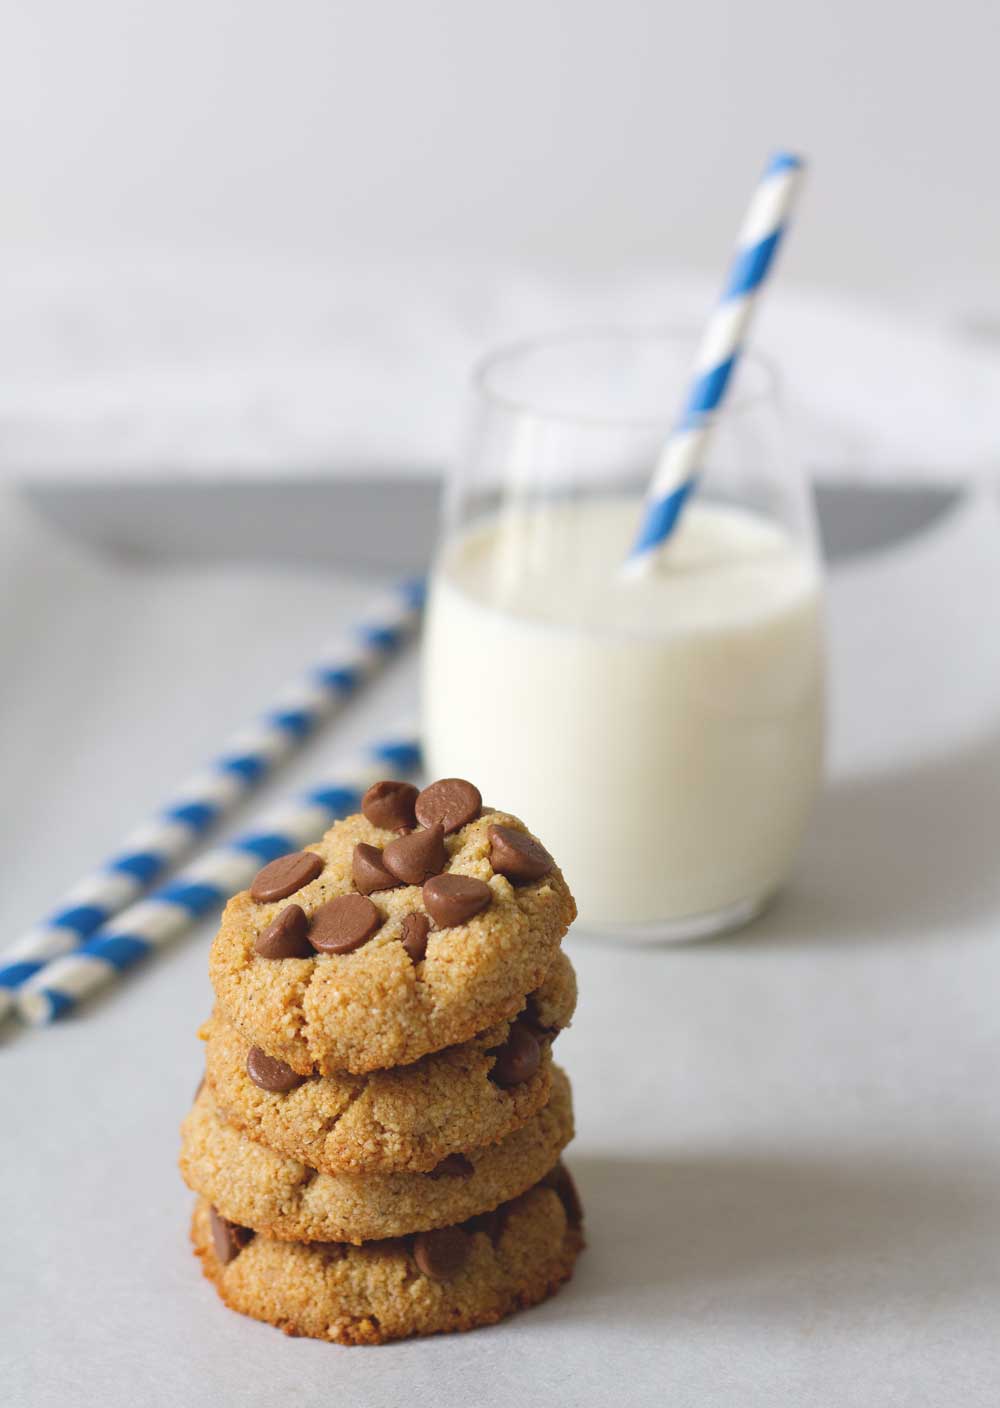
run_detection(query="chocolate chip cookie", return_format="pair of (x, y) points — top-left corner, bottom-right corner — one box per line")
(184, 777), (584, 1340)
(190, 1171), (583, 1345)
(180, 1068), (573, 1244)
(201, 949), (576, 1174)
(208, 787), (576, 1075)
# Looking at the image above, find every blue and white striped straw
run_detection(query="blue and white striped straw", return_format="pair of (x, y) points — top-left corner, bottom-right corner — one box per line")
(16, 730), (421, 1025)
(625, 151), (805, 573)
(0, 580), (423, 1021)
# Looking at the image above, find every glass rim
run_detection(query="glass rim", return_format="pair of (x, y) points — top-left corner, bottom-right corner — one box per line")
(472, 324), (782, 430)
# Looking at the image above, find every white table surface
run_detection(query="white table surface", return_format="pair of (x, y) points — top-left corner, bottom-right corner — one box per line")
(2, 258), (997, 484)
(3, 489), (1000, 1407)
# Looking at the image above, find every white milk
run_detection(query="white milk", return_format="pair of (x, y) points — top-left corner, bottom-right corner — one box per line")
(422, 497), (824, 934)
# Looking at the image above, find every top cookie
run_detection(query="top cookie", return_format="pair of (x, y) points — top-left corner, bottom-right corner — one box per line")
(209, 779), (577, 1075)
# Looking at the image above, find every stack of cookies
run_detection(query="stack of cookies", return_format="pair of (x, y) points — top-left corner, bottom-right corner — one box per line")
(180, 776), (583, 1344)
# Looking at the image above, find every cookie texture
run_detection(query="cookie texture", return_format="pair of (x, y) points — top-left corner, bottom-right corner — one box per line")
(180, 1069), (574, 1244)
(202, 950), (577, 1174)
(190, 1180), (583, 1345)
(208, 807), (576, 1075)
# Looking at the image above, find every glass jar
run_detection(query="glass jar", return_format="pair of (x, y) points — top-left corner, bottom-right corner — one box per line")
(422, 328), (825, 941)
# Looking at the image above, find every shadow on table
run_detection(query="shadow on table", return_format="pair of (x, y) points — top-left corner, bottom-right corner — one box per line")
(730, 724), (1000, 949)
(548, 1150), (997, 1324)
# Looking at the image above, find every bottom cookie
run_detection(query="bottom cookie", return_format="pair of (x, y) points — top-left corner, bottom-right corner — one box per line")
(190, 1167), (584, 1345)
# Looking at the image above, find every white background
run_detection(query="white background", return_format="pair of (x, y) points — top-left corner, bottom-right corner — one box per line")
(1, 1), (998, 482)
(2, 0), (997, 309)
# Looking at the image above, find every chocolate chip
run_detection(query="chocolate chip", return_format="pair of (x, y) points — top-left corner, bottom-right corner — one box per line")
(362, 780), (419, 832)
(400, 911), (431, 963)
(412, 1226), (470, 1280)
(422, 873), (492, 928)
(255, 903), (312, 958)
(352, 843), (401, 895)
(249, 851), (323, 903)
(542, 1161), (583, 1228)
(209, 1207), (254, 1264)
(382, 825), (447, 885)
(427, 1153), (474, 1179)
(415, 778), (482, 834)
(488, 825), (554, 882)
(309, 894), (382, 954)
(246, 1046), (304, 1093)
(490, 1021), (541, 1088)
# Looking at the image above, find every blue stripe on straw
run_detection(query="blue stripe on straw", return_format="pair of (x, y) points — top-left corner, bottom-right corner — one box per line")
(374, 740), (423, 772)
(722, 230), (782, 301)
(314, 665), (359, 692)
(267, 708), (315, 739)
(402, 579), (427, 610)
(109, 852), (163, 885)
(0, 960), (46, 989)
(40, 989), (76, 1020)
(630, 482), (697, 555)
(360, 624), (403, 651)
(305, 785), (362, 813)
(156, 880), (224, 914)
(764, 151), (803, 176)
(218, 754), (268, 783)
(164, 801), (218, 831)
(27, 930), (160, 1015)
(87, 934), (150, 967)
(678, 355), (737, 430)
(50, 904), (108, 935)
(231, 833), (299, 864)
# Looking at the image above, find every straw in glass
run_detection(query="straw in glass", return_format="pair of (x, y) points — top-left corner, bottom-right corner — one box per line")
(624, 151), (805, 574)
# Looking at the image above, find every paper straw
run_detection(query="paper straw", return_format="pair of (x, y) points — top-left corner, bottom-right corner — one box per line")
(16, 730), (421, 1025)
(624, 151), (805, 574)
(0, 579), (423, 1021)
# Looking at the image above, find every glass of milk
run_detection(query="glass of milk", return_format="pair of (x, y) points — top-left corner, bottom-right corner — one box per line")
(422, 329), (825, 941)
